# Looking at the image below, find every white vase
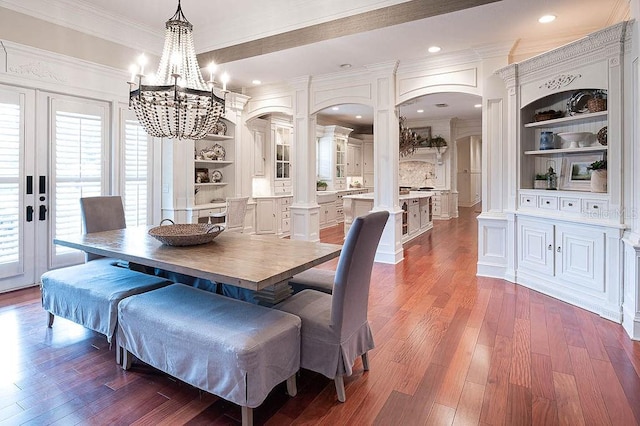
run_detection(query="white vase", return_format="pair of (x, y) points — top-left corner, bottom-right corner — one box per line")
(590, 169), (607, 193)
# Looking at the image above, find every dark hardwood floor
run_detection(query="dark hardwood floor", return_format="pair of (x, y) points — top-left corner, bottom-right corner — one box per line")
(1, 207), (640, 425)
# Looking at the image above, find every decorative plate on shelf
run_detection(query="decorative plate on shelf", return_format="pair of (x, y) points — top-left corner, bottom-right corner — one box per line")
(212, 143), (226, 160)
(567, 90), (593, 116)
(210, 169), (223, 183)
(215, 120), (227, 135)
(597, 126), (607, 146)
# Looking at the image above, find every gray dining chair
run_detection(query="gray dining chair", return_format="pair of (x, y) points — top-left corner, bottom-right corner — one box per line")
(275, 210), (389, 402)
(210, 196), (249, 233)
(41, 196), (172, 360)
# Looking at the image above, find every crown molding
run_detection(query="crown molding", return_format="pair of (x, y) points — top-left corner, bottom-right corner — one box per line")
(0, 0), (163, 54)
(516, 21), (629, 76)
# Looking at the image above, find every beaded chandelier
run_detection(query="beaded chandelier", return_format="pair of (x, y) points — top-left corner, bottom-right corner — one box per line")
(128, 0), (226, 140)
(399, 116), (419, 157)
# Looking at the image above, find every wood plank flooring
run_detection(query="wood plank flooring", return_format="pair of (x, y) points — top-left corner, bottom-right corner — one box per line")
(1, 207), (639, 425)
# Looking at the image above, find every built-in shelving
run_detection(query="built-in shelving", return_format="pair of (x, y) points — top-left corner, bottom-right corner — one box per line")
(524, 111), (608, 128)
(524, 146), (608, 155)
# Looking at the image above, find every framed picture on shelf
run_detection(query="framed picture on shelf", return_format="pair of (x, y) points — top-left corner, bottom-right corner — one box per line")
(195, 168), (210, 184)
(414, 127), (432, 147)
(560, 154), (599, 190)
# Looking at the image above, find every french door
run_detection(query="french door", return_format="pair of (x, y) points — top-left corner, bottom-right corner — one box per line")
(0, 85), (108, 292)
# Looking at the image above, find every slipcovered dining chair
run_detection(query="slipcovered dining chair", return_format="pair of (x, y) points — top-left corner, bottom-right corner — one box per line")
(41, 196), (172, 357)
(275, 210), (389, 402)
(210, 196), (249, 233)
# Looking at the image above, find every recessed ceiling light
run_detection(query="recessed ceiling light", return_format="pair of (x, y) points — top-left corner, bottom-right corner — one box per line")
(435, 103), (448, 108)
(252, 79), (261, 85)
(417, 109), (424, 113)
(538, 14), (556, 24)
(332, 106), (339, 111)
(474, 104), (482, 108)
(340, 63), (352, 69)
(428, 46), (441, 53)
(355, 115), (362, 119)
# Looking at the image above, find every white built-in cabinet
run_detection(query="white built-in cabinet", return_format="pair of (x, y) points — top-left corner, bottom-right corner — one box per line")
(318, 125), (352, 190)
(363, 139), (374, 189)
(494, 22), (628, 322)
(255, 196), (292, 236)
(249, 116), (294, 236)
(346, 138), (362, 177)
(162, 118), (236, 224)
(273, 119), (293, 194)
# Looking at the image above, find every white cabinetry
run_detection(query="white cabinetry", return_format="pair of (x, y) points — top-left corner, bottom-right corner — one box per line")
(255, 196), (292, 236)
(248, 118), (267, 177)
(193, 128), (234, 206)
(363, 140), (374, 189)
(517, 216), (620, 319)
(492, 23), (627, 321)
(318, 125), (352, 190)
(346, 138), (362, 177)
(272, 119), (293, 195)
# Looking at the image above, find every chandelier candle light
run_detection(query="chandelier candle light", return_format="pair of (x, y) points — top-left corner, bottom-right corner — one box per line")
(128, 0), (227, 140)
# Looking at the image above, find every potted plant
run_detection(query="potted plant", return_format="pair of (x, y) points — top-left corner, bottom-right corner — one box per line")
(534, 173), (547, 189)
(429, 135), (447, 150)
(316, 180), (328, 191)
(588, 160), (607, 193)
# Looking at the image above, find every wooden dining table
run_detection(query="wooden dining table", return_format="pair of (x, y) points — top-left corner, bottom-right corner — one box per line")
(53, 226), (342, 304)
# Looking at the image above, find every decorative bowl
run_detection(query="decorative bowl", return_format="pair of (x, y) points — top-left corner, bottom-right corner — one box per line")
(149, 220), (224, 246)
(557, 132), (593, 148)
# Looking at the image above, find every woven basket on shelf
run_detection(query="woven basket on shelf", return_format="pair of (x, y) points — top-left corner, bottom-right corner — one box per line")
(148, 220), (224, 246)
(587, 98), (607, 113)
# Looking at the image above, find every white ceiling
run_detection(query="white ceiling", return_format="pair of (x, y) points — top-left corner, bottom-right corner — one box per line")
(0, 0), (628, 125)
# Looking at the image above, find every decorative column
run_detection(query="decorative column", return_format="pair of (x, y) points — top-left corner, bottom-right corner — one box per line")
(622, 7), (640, 339)
(366, 61), (403, 264)
(476, 57), (514, 280)
(289, 76), (321, 241)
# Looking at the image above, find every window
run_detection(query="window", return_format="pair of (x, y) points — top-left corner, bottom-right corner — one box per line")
(123, 119), (149, 226)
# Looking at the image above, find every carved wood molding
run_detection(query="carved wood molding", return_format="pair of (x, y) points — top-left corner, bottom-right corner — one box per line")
(8, 61), (66, 83)
(539, 74), (582, 91)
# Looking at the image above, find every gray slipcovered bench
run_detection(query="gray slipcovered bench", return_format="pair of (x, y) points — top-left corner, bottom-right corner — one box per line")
(41, 258), (173, 347)
(117, 284), (301, 426)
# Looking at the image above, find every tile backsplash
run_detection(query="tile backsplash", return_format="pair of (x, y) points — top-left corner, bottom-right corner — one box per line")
(399, 160), (436, 188)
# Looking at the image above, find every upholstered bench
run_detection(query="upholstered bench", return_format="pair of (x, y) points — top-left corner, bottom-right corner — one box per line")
(41, 258), (173, 349)
(117, 284), (301, 426)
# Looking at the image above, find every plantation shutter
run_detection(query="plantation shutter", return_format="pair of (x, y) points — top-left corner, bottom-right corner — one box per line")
(53, 108), (104, 256)
(0, 101), (21, 266)
(123, 119), (149, 226)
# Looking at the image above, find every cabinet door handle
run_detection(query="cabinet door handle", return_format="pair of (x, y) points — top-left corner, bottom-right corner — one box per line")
(593, 205), (599, 209)
(568, 203), (573, 207)
(557, 246), (561, 253)
(526, 198), (530, 202)
(545, 201), (550, 205)
(547, 244), (552, 250)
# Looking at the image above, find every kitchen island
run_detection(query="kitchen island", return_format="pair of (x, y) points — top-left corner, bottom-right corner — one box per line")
(343, 191), (434, 243)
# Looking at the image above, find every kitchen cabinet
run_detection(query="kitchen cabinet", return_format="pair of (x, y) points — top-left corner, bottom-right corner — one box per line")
(273, 119), (293, 194)
(346, 139), (362, 177)
(363, 140), (374, 189)
(248, 118), (267, 177)
(344, 192), (431, 244)
(420, 197), (433, 229)
(255, 195), (292, 236)
(318, 125), (352, 190)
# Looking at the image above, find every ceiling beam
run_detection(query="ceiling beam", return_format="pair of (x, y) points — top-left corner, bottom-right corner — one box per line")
(198, 0), (500, 65)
